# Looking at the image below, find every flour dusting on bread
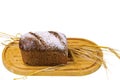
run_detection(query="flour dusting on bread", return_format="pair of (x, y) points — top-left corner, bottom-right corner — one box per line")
(20, 31), (67, 50)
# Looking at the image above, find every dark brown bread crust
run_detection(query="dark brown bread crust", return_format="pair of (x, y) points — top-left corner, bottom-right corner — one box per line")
(19, 31), (68, 66)
(19, 37), (40, 50)
(21, 50), (67, 66)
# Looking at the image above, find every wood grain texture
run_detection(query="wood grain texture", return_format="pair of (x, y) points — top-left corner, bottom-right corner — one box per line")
(2, 38), (103, 76)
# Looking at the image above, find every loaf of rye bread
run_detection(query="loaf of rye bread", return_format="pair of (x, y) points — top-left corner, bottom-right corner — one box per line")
(19, 31), (68, 66)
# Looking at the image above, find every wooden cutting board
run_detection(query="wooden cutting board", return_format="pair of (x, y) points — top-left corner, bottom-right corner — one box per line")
(2, 38), (103, 76)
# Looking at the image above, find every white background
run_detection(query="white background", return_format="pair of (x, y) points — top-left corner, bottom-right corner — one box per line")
(0, 0), (120, 80)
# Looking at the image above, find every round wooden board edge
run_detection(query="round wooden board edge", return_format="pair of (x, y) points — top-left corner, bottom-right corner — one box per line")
(2, 38), (103, 76)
